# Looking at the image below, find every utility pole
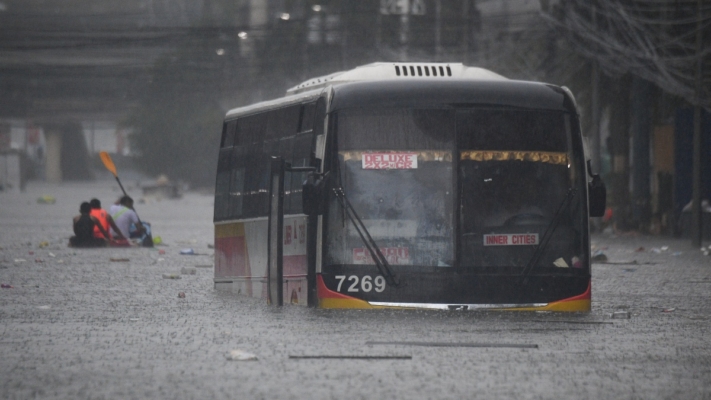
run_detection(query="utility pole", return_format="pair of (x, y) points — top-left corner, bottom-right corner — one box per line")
(691, 0), (704, 247)
(435, 0), (441, 61)
(400, 12), (409, 61)
(591, 5), (601, 175)
(461, 0), (469, 64)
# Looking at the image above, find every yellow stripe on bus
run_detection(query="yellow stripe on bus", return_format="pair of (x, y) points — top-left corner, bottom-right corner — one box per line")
(215, 223), (245, 239)
(460, 150), (568, 165)
(319, 297), (376, 309)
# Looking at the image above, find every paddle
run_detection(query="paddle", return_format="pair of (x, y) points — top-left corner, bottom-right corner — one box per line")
(99, 151), (143, 225)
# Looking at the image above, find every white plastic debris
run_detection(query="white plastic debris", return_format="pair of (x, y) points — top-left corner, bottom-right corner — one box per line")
(610, 311), (630, 319)
(14, 259), (26, 263)
(37, 305), (51, 310)
(226, 349), (258, 361)
(553, 258), (569, 268)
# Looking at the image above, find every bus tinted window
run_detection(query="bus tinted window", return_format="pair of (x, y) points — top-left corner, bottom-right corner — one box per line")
(221, 120), (238, 148)
(337, 108), (454, 150)
(457, 108), (567, 151)
(266, 106), (301, 139)
(214, 148), (232, 220)
(215, 105), (311, 220)
(287, 133), (314, 213)
(299, 102), (316, 133)
(327, 108), (455, 267)
(236, 113), (267, 146)
(457, 110), (584, 270)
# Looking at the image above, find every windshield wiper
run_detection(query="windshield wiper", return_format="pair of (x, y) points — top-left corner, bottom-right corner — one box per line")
(519, 188), (577, 285)
(333, 187), (400, 287)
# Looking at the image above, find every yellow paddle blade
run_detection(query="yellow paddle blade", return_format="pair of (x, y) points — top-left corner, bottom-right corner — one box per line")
(99, 151), (118, 177)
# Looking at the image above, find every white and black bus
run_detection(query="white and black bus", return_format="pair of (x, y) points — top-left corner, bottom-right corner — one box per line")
(214, 62), (606, 311)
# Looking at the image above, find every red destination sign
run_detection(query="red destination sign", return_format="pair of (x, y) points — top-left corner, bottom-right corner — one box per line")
(362, 153), (418, 169)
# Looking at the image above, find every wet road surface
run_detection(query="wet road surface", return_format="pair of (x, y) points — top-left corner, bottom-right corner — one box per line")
(1, 182), (710, 399)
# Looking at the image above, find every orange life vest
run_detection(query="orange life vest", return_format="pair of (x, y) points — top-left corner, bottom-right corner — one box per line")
(90, 208), (111, 239)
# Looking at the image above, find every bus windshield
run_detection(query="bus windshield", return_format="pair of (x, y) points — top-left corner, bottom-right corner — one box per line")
(327, 108), (455, 267)
(458, 108), (585, 271)
(326, 106), (586, 272)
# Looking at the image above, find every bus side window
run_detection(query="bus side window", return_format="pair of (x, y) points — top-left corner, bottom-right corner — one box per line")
(229, 146), (246, 218)
(267, 106), (301, 140)
(266, 105), (301, 213)
(238, 113), (267, 146)
(287, 133), (314, 214)
(221, 120), (238, 148)
(214, 148), (233, 220)
(299, 102), (316, 133)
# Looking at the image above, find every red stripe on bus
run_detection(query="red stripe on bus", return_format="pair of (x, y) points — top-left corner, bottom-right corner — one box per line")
(556, 280), (591, 302)
(317, 275), (360, 300)
(215, 236), (249, 278)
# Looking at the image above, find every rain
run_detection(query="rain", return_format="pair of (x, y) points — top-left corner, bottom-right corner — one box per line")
(1, 1), (710, 398)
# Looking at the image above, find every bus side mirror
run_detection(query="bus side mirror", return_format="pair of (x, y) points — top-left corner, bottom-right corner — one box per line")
(588, 174), (606, 217)
(303, 172), (326, 216)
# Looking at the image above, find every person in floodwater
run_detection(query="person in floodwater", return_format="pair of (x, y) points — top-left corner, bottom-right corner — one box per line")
(89, 198), (126, 242)
(109, 196), (150, 245)
(69, 202), (110, 248)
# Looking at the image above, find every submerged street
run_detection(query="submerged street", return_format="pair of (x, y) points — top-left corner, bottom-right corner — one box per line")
(1, 182), (710, 399)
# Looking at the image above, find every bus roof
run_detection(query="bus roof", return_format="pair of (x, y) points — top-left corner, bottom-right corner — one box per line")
(225, 88), (323, 120)
(224, 63), (576, 119)
(286, 62), (507, 95)
(329, 79), (576, 113)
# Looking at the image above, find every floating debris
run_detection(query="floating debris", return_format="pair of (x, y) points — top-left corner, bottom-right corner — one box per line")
(610, 311), (630, 319)
(290, 355), (411, 360)
(226, 349), (258, 361)
(36, 195), (55, 204)
(591, 251), (608, 262)
(110, 258), (130, 262)
(662, 308), (676, 313)
(527, 320), (613, 325)
(178, 292), (186, 298)
(365, 341), (538, 349)
(180, 248), (195, 255)
(162, 274), (181, 280)
(180, 267), (196, 275)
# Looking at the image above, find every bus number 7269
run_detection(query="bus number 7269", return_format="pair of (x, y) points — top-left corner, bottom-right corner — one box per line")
(335, 275), (387, 293)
